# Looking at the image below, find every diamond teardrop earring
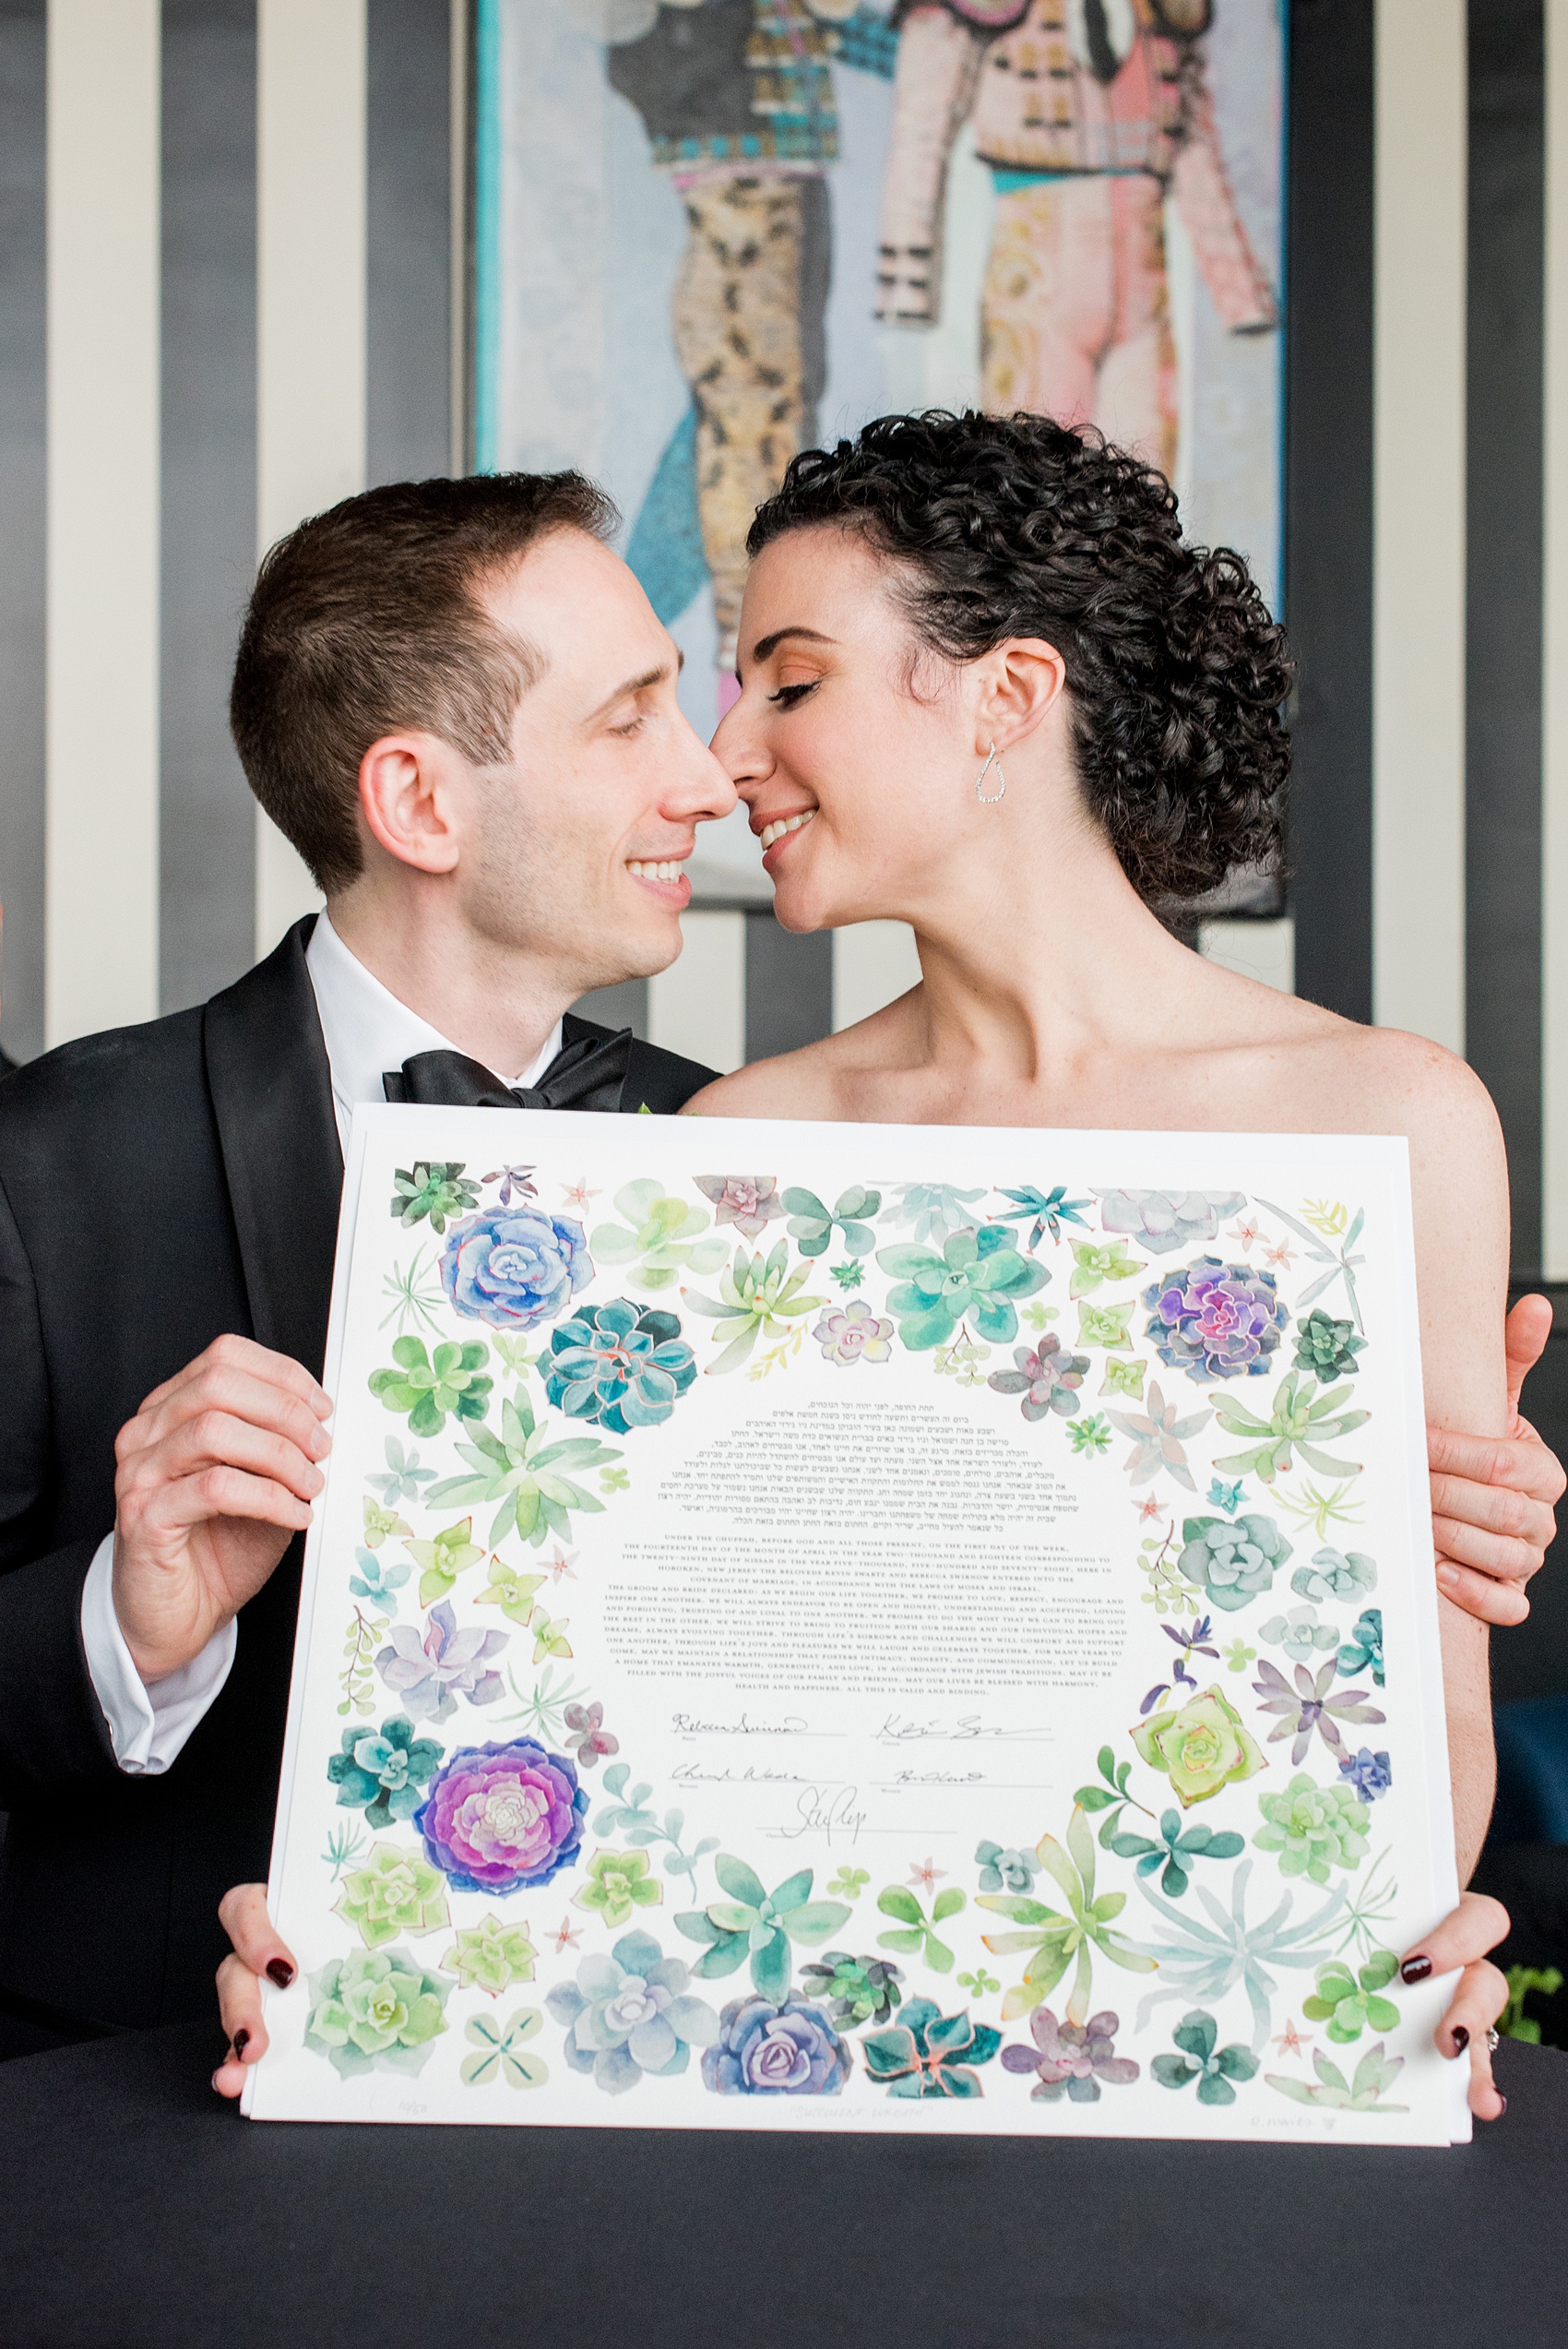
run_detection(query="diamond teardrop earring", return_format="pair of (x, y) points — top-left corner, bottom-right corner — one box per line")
(975, 742), (1005, 804)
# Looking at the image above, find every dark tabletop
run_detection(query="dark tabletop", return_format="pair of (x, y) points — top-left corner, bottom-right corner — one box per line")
(0, 2024), (1563, 2349)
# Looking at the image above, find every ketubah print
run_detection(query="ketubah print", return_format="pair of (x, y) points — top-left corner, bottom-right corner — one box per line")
(246, 1114), (1466, 2144)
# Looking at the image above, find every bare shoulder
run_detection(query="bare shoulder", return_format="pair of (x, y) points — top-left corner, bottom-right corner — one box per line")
(682, 992), (921, 1121)
(1297, 1020), (1503, 1160)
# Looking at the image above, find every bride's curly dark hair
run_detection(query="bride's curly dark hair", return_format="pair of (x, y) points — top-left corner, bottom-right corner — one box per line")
(745, 410), (1291, 902)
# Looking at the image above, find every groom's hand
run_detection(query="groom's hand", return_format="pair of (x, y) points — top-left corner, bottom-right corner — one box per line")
(1428, 1294), (1564, 1627)
(112, 1333), (333, 1683)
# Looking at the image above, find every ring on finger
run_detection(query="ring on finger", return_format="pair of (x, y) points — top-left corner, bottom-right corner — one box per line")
(1485, 2026), (1501, 2053)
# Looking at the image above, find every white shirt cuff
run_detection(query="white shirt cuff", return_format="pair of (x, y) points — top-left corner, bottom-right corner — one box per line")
(79, 1533), (238, 1775)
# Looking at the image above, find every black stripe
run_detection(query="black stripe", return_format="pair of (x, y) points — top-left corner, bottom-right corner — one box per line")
(1284, 0), (1376, 1024)
(368, 0), (453, 484)
(573, 979), (651, 1040)
(744, 914), (832, 1063)
(160, 0), (259, 1016)
(1467, 0), (1545, 1277)
(0, 1), (46, 1064)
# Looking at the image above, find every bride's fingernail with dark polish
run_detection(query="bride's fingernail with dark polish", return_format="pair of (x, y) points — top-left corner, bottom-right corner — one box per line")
(1452, 2024), (1469, 2054)
(266, 1959), (294, 1989)
(1400, 1956), (1432, 1984)
(232, 2029), (250, 2058)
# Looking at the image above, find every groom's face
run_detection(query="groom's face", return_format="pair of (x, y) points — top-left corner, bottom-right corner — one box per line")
(455, 531), (735, 990)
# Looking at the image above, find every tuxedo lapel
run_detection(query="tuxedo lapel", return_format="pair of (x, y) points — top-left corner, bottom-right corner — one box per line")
(203, 916), (343, 1376)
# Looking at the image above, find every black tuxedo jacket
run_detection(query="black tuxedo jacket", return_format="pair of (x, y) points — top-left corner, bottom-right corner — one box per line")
(0, 917), (716, 2032)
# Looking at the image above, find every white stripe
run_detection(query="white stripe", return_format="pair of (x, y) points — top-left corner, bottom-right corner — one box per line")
(1371, 0), (1467, 1054)
(44, 0), (161, 1047)
(255, 0), (367, 956)
(648, 911), (746, 1077)
(832, 922), (922, 1033)
(1546, 1), (1568, 1276)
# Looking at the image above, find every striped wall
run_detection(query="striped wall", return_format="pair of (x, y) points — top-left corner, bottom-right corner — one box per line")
(0, 1), (1563, 1276)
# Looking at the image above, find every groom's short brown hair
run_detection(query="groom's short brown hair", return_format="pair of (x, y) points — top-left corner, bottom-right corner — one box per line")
(230, 471), (617, 893)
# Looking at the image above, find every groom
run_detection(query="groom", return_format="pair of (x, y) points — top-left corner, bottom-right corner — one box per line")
(0, 471), (737, 2046)
(0, 468), (1560, 2054)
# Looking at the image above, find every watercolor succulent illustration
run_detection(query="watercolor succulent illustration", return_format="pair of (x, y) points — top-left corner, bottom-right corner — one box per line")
(877, 1224), (1048, 1351)
(783, 1182), (883, 1257)
(1075, 1299), (1136, 1351)
(876, 1883), (966, 1973)
(861, 2000), (1002, 2100)
(368, 1336), (492, 1440)
(1255, 1772), (1372, 1881)
(797, 1950), (905, 2028)
(349, 1545), (409, 1606)
(415, 1735), (588, 1894)
(695, 1174), (788, 1241)
(1302, 1950), (1401, 2043)
(460, 2005), (549, 2089)
(1336, 1607), (1384, 1687)
(1108, 1808), (1245, 1900)
(304, 1946), (450, 2080)
(1251, 1657), (1386, 1765)
(987, 1332), (1089, 1420)
(1095, 1189), (1248, 1256)
(1131, 1685), (1265, 1808)
(879, 1183), (987, 1245)
(1292, 1306), (1366, 1381)
(978, 1807), (1157, 2023)
(1337, 1747), (1393, 1803)
(375, 1600), (507, 1723)
(589, 1178), (730, 1293)
(1259, 1605), (1340, 1665)
(425, 1389), (619, 1549)
(976, 1842), (1041, 1895)
(1178, 1513), (1293, 1611)
(1142, 1256), (1289, 1384)
(1074, 1747), (1158, 1852)
(1130, 1861), (1348, 2050)
(1140, 1614), (1221, 1714)
(1151, 2009), (1259, 2105)
(812, 1299), (895, 1366)
(1212, 1371), (1370, 1485)
(548, 1930), (721, 2093)
(562, 1699), (617, 1769)
(1266, 2041), (1408, 2112)
(405, 1516), (484, 1608)
(440, 1914), (538, 1996)
(1255, 1198), (1368, 1330)
(327, 1714), (444, 1831)
(440, 1204), (592, 1332)
(683, 1241), (826, 1374)
(390, 1162), (479, 1234)
(991, 1184), (1091, 1249)
(1068, 1413), (1113, 1456)
(1291, 1546), (1379, 1606)
(1002, 2007), (1139, 2102)
(542, 1297), (697, 1432)
(1106, 1381), (1214, 1491)
(366, 1437), (435, 1508)
(574, 1847), (663, 1929)
(702, 1994), (852, 2095)
(677, 1859), (850, 2000)
(1068, 1239), (1146, 1298)
(332, 1841), (449, 1948)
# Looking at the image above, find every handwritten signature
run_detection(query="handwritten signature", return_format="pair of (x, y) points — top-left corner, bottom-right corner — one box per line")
(874, 1713), (1051, 1744)
(671, 1762), (813, 1786)
(671, 1711), (810, 1737)
(776, 1784), (867, 1845)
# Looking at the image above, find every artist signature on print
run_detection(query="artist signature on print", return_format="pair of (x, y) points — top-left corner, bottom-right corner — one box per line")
(874, 1712), (1051, 1744)
(776, 1784), (868, 1845)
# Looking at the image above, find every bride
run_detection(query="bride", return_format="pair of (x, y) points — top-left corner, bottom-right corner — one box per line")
(685, 407), (1518, 2117)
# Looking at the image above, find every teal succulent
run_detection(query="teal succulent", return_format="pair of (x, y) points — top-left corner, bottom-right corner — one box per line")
(1178, 1512), (1292, 1611)
(327, 1714), (443, 1831)
(676, 1858), (850, 2002)
(877, 1223), (1049, 1351)
(1151, 2008), (1259, 2105)
(782, 1183), (882, 1258)
(797, 1950), (905, 2027)
(1292, 1307), (1366, 1381)
(861, 1999), (1002, 2099)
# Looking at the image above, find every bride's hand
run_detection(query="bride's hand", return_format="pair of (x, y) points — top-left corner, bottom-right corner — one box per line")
(1399, 1891), (1511, 2120)
(1426, 1295), (1564, 1627)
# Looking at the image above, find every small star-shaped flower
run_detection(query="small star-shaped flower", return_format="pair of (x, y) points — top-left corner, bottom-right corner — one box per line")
(1263, 1240), (1295, 1270)
(552, 1916), (582, 1954)
(1273, 2016), (1310, 2057)
(907, 1857), (945, 1894)
(560, 1176), (600, 1215)
(1134, 1494), (1166, 1524)
(1229, 1217), (1262, 1251)
(546, 1547), (577, 1583)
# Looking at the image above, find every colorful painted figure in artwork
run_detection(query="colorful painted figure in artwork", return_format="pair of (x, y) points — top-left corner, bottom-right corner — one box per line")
(611, 0), (858, 695)
(874, 0), (1276, 473)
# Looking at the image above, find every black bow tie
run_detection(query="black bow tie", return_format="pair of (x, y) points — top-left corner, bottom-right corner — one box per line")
(383, 1029), (632, 1115)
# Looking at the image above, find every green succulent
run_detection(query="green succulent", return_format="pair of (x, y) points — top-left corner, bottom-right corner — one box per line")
(1212, 1371), (1371, 1485)
(460, 2005), (549, 2090)
(425, 1388), (620, 1549)
(1068, 1239), (1146, 1299)
(782, 1183), (883, 1258)
(876, 1884), (966, 1973)
(368, 1336), (493, 1439)
(977, 1806), (1157, 2024)
(589, 1179), (729, 1294)
(1254, 1771), (1371, 1883)
(1266, 2042), (1408, 2112)
(1151, 2009), (1259, 2106)
(1292, 1307), (1366, 1381)
(683, 1242), (826, 1374)
(440, 1915), (538, 1996)
(332, 1841), (449, 1949)
(798, 1950), (905, 2027)
(676, 1858), (850, 2002)
(405, 1515), (484, 1606)
(875, 1224), (1048, 1351)
(574, 1847), (663, 1929)
(1302, 1950), (1400, 2042)
(305, 1946), (450, 2079)
(390, 1162), (479, 1234)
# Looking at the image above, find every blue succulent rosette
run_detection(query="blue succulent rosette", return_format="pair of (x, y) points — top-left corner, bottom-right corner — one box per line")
(701, 1995), (852, 2095)
(543, 1297), (696, 1433)
(440, 1204), (591, 1331)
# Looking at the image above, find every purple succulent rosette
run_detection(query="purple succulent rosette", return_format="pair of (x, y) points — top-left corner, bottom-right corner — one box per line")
(415, 1735), (588, 1895)
(440, 1205), (591, 1331)
(1001, 2007), (1139, 2103)
(701, 1994), (852, 2095)
(1143, 1255), (1288, 1384)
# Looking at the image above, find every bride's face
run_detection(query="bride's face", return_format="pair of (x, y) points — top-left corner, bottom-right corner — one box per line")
(712, 528), (977, 934)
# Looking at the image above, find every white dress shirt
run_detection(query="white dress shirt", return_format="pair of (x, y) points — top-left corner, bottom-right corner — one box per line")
(83, 910), (564, 1773)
